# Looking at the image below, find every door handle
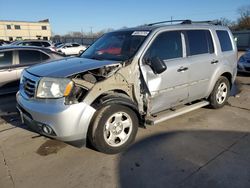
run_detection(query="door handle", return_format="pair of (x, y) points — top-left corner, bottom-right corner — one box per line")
(177, 66), (188, 72)
(211, 60), (219, 64)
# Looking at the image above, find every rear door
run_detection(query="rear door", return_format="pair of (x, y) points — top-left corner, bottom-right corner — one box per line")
(0, 50), (15, 87)
(184, 29), (218, 102)
(140, 30), (189, 114)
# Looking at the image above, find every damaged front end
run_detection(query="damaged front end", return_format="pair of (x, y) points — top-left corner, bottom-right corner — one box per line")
(66, 63), (122, 105)
(17, 29), (150, 146)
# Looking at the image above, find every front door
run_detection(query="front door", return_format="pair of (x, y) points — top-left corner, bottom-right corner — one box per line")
(0, 50), (15, 88)
(140, 31), (189, 114)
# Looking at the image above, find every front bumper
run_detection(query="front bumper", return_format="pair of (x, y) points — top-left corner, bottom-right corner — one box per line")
(16, 92), (96, 143)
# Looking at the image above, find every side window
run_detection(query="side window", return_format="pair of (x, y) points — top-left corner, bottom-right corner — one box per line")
(216, 30), (233, 52)
(72, 43), (80, 47)
(42, 42), (50, 47)
(186, 30), (214, 56)
(145, 31), (183, 61)
(30, 42), (42, 47)
(40, 52), (50, 61)
(19, 50), (42, 64)
(0, 51), (13, 67)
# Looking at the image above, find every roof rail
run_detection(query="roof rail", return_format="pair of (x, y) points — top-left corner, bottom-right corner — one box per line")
(191, 20), (222, 25)
(147, 20), (191, 26)
(147, 19), (221, 26)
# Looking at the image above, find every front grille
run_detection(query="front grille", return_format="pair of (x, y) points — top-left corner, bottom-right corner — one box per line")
(23, 76), (36, 98)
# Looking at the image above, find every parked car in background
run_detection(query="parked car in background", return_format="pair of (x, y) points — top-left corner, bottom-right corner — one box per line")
(0, 46), (64, 94)
(0, 40), (11, 46)
(238, 50), (250, 74)
(56, 43), (87, 56)
(10, 40), (56, 52)
(54, 42), (63, 48)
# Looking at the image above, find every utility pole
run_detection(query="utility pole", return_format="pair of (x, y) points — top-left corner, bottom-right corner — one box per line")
(90, 26), (93, 38)
(171, 16), (173, 24)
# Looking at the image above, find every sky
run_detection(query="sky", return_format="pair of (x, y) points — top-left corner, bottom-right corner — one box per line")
(0, 0), (249, 35)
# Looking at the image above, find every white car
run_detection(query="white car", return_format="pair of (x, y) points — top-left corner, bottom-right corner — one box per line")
(56, 43), (87, 56)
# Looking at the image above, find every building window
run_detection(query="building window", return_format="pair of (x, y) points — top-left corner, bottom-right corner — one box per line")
(16, 37), (22, 40)
(43, 36), (48, 40)
(6, 25), (11, 30)
(42, 26), (47, 30)
(14, 25), (21, 30)
(9, 37), (13, 41)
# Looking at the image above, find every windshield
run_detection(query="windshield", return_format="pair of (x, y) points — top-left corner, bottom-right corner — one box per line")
(81, 30), (150, 61)
(57, 44), (65, 48)
(10, 41), (21, 45)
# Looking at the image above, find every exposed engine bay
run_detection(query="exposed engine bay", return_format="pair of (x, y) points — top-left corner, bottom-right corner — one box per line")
(72, 64), (121, 84)
(66, 64), (122, 104)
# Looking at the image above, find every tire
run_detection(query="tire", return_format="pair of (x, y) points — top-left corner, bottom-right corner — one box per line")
(209, 76), (230, 109)
(89, 104), (138, 154)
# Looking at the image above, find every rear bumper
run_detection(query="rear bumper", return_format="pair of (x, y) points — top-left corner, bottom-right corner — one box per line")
(16, 92), (96, 143)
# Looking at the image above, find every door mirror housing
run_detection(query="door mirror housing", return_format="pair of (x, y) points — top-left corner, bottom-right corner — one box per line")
(145, 56), (167, 74)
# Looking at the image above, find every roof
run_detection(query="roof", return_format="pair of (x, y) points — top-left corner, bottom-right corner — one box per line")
(0, 45), (52, 52)
(0, 19), (50, 23)
(11, 40), (52, 43)
(116, 20), (228, 33)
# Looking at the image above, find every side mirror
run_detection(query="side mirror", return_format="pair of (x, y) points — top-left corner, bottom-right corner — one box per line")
(145, 56), (167, 74)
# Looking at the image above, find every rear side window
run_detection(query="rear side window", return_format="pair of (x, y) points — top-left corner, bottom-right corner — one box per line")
(145, 31), (183, 61)
(216, 30), (233, 52)
(41, 52), (50, 61)
(30, 42), (42, 47)
(19, 50), (42, 64)
(186, 30), (214, 56)
(0, 51), (12, 67)
(41, 42), (50, 47)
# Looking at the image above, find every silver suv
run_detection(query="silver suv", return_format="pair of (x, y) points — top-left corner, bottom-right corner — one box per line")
(17, 20), (237, 154)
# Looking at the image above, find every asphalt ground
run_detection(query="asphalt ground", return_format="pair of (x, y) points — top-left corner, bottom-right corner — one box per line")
(0, 74), (250, 188)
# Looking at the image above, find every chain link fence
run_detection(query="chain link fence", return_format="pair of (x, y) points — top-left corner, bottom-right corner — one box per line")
(51, 36), (98, 46)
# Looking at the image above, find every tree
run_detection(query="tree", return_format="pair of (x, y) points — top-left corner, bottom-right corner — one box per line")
(218, 17), (235, 27)
(237, 5), (250, 30)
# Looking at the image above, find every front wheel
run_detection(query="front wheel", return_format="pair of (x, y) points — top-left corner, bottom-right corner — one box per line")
(89, 104), (138, 154)
(209, 76), (230, 109)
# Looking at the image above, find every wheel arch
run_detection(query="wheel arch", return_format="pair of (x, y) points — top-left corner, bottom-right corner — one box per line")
(221, 72), (232, 89)
(206, 70), (233, 98)
(87, 90), (141, 145)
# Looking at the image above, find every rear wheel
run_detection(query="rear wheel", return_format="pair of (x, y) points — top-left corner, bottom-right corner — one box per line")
(209, 76), (230, 109)
(89, 104), (138, 154)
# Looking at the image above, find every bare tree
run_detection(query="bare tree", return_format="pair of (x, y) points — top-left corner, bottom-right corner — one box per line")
(218, 17), (234, 27)
(237, 5), (250, 30)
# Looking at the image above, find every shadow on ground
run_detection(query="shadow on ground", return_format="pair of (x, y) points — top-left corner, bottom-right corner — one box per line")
(0, 93), (30, 132)
(118, 130), (250, 188)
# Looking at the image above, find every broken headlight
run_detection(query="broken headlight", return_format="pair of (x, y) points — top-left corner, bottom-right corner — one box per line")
(36, 77), (73, 99)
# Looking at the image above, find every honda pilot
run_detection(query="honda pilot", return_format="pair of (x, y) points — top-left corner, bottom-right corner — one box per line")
(17, 20), (237, 154)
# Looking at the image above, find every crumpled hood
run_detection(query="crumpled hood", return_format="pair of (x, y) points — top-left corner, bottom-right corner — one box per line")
(27, 57), (119, 77)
